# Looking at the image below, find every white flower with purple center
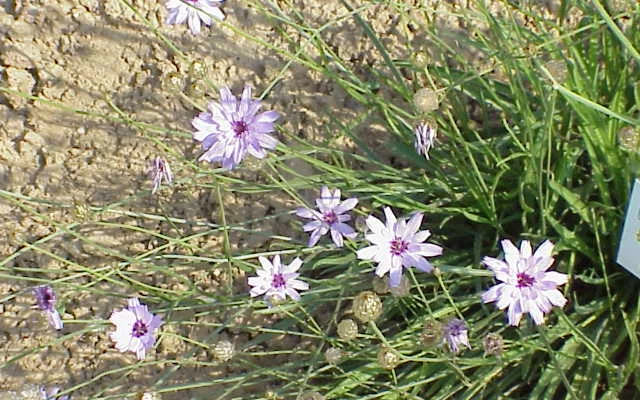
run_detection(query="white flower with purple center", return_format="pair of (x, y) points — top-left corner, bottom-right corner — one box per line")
(356, 207), (443, 288)
(33, 285), (63, 330)
(248, 255), (309, 304)
(149, 157), (173, 194)
(443, 318), (470, 354)
(192, 85), (280, 170)
(295, 186), (358, 248)
(165, 0), (224, 35)
(109, 298), (163, 360)
(481, 239), (568, 326)
(414, 122), (436, 160)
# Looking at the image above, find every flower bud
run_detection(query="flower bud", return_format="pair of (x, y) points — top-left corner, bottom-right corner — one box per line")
(483, 332), (504, 357)
(618, 126), (639, 152)
(372, 276), (390, 294)
(377, 346), (400, 370)
(420, 319), (442, 347)
(212, 340), (234, 362)
(337, 319), (358, 341)
(139, 393), (162, 400)
(352, 291), (382, 323)
(324, 347), (343, 364)
(297, 392), (325, 400)
(414, 88), (439, 113)
(389, 275), (411, 298)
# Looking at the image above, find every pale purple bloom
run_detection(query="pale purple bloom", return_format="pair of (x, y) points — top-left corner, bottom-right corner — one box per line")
(356, 207), (443, 288)
(443, 318), (470, 354)
(165, 0), (224, 35)
(414, 122), (436, 160)
(40, 386), (70, 400)
(295, 186), (358, 247)
(481, 239), (568, 326)
(248, 255), (309, 303)
(192, 85), (279, 170)
(149, 157), (173, 194)
(33, 285), (63, 330)
(109, 298), (163, 360)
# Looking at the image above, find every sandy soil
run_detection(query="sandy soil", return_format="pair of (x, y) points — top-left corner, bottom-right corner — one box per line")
(0, 0), (602, 397)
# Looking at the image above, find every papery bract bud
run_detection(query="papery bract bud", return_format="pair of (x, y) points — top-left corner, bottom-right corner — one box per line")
(325, 347), (344, 364)
(483, 332), (504, 357)
(420, 319), (442, 347)
(337, 319), (358, 341)
(212, 340), (234, 362)
(352, 291), (382, 323)
(377, 346), (400, 370)
(414, 88), (439, 113)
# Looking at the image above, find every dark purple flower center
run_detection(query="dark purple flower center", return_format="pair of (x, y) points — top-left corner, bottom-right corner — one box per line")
(232, 120), (249, 137)
(390, 238), (409, 256)
(271, 273), (286, 289)
(323, 210), (337, 225)
(516, 272), (535, 288)
(34, 287), (55, 311)
(132, 320), (148, 338)
(448, 324), (463, 336)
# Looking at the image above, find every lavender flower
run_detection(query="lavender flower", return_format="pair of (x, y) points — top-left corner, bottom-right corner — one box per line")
(295, 186), (358, 247)
(109, 298), (163, 360)
(356, 207), (443, 288)
(248, 255), (309, 303)
(192, 85), (279, 170)
(443, 318), (470, 354)
(33, 285), (63, 330)
(40, 386), (70, 400)
(414, 122), (436, 160)
(165, 0), (224, 35)
(149, 157), (173, 194)
(481, 239), (568, 326)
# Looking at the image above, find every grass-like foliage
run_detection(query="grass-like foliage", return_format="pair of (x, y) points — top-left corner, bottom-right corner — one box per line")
(1, 0), (639, 399)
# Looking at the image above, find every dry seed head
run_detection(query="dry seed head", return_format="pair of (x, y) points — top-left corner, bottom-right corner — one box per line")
(212, 340), (234, 362)
(324, 347), (344, 364)
(414, 88), (439, 113)
(420, 319), (443, 347)
(377, 346), (400, 370)
(337, 319), (358, 341)
(352, 291), (382, 323)
(483, 332), (504, 357)
(389, 275), (411, 298)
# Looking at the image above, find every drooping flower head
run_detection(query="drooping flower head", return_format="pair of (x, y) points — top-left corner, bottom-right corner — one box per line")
(149, 157), (173, 194)
(356, 207), (443, 288)
(295, 186), (358, 248)
(165, 0), (224, 35)
(33, 285), (63, 330)
(443, 318), (470, 354)
(109, 298), (163, 360)
(481, 239), (568, 326)
(248, 255), (309, 304)
(192, 85), (279, 170)
(414, 122), (436, 160)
